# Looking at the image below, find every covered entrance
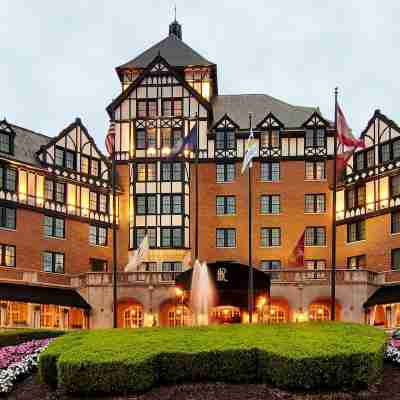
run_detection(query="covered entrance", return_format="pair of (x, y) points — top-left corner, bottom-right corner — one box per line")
(175, 262), (271, 324)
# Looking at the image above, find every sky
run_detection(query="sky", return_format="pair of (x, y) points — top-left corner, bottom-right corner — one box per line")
(1, 0), (399, 150)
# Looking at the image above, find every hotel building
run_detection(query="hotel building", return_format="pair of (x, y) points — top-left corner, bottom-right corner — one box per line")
(0, 20), (399, 330)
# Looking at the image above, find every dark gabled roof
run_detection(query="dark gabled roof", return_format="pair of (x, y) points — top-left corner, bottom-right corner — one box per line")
(116, 34), (214, 72)
(211, 94), (319, 129)
(363, 284), (400, 308)
(361, 109), (400, 139)
(0, 282), (91, 309)
(0, 119), (51, 166)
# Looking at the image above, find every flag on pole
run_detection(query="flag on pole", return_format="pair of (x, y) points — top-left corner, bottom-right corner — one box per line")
(336, 150), (353, 178)
(241, 128), (258, 174)
(105, 122), (116, 155)
(169, 122), (197, 159)
(336, 104), (365, 148)
(288, 231), (305, 267)
(125, 235), (149, 272)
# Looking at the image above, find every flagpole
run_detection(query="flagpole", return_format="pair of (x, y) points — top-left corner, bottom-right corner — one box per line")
(195, 113), (199, 260)
(248, 113), (254, 323)
(331, 87), (338, 321)
(111, 120), (118, 328)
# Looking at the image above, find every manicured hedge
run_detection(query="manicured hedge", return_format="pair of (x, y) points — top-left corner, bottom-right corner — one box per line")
(0, 329), (64, 348)
(39, 322), (386, 395)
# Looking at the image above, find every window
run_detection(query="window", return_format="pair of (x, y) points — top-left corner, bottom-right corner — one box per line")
(346, 186), (366, 209)
(162, 262), (182, 281)
(161, 227), (183, 248)
(305, 127), (325, 147)
(43, 216), (64, 239)
(394, 140), (400, 159)
(136, 163), (156, 182)
(305, 260), (326, 279)
(54, 147), (76, 170)
(216, 163), (235, 183)
(216, 228), (236, 248)
(391, 175), (400, 198)
(260, 195), (280, 214)
(81, 155), (90, 175)
(136, 129), (146, 149)
(91, 159), (100, 177)
(392, 249), (400, 271)
(161, 162), (183, 181)
(305, 227), (326, 246)
(305, 161), (325, 180)
(366, 149), (375, 168)
(260, 228), (281, 247)
(392, 212), (400, 234)
(90, 258), (107, 272)
(162, 99), (183, 117)
(147, 128), (156, 148)
(216, 196), (236, 215)
(380, 143), (391, 163)
(261, 162), (280, 182)
(347, 255), (366, 269)
(89, 192), (107, 213)
(89, 225), (107, 246)
(161, 128), (182, 148)
(260, 129), (280, 149)
(0, 166), (17, 192)
(347, 220), (366, 242)
(137, 99), (157, 118)
(134, 227), (156, 249)
(43, 251), (64, 273)
(304, 194), (325, 213)
(0, 207), (16, 230)
(260, 260), (281, 280)
(0, 244), (15, 267)
(161, 194), (183, 214)
(136, 195), (157, 215)
(0, 131), (12, 154)
(215, 129), (235, 150)
(55, 183), (65, 203)
(44, 180), (53, 200)
(355, 152), (364, 171)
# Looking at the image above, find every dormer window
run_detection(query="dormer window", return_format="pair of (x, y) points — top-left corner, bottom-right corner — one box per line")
(0, 131), (12, 155)
(215, 129), (235, 150)
(305, 127), (325, 148)
(54, 147), (76, 170)
(260, 128), (280, 149)
(81, 155), (101, 177)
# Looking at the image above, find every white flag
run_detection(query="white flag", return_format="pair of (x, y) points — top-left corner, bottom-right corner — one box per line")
(125, 235), (149, 272)
(241, 128), (258, 174)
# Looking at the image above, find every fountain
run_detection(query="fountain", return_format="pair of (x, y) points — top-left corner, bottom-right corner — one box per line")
(190, 260), (215, 325)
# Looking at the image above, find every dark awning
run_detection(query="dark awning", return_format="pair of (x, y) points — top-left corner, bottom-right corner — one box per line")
(175, 262), (271, 308)
(0, 282), (91, 310)
(363, 284), (400, 308)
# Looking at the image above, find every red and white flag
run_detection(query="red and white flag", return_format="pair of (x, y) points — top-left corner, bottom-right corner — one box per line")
(336, 104), (365, 149)
(288, 231), (305, 267)
(105, 122), (115, 155)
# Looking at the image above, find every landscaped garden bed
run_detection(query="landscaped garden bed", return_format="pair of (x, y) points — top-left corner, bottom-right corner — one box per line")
(39, 322), (387, 396)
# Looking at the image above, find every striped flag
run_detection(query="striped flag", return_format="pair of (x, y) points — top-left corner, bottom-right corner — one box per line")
(241, 128), (258, 174)
(105, 122), (116, 155)
(125, 235), (149, 272)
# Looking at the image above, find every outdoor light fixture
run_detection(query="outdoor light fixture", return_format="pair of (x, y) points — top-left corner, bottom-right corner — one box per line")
(147, 147), (156, 156)
(175, 287), (183, 296)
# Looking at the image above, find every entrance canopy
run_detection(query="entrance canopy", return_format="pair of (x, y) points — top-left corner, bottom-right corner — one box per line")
(364, 284), (400, 308)
(0, 282), (91, 310)
(175, 262), (271, 308)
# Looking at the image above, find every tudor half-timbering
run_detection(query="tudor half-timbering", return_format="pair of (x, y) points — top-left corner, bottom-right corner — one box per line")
(1, 18), (400, 330)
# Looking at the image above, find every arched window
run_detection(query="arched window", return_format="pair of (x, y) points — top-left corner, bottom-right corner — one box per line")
(7, 301), (28, 325)
(123, 305), (144, 328)
(168, 305), (191, 327)
(269, 306), (286, 323)
(309, 304), (330, 321)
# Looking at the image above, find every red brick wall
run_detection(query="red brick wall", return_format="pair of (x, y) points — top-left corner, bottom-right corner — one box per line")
(191, 160), (333, 268)
(0, 207), (112, 279)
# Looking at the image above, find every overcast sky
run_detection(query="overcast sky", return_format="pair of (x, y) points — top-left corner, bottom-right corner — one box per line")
(1, 1), (399, 150)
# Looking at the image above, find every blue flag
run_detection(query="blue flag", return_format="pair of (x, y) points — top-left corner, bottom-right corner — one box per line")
(169, 122), (197, 159)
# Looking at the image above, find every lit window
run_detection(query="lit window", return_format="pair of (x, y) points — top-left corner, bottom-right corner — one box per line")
(261, 228), (281, 247)
(305, 260), (326, 279)
(89, 192), (97, 211)
(0, 244), (15, 267)
(91, 159), (100, 177)
(81, 156), (90, 175)
(347, 255), (366, 269)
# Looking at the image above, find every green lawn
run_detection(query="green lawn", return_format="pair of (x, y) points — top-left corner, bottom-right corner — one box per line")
(39, 322), (387, 394)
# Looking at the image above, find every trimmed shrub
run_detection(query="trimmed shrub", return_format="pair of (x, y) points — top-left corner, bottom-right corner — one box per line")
(39, 323), (387, 395)
(0, 329), (64, 348)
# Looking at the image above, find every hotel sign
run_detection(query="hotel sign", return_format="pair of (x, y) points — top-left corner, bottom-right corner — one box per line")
(217, 267), (228, 282)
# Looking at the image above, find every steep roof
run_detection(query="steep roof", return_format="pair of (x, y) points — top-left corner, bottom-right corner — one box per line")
(0, 120), (50, 166)
(117, 34), (214, 71)
(212, 94), (319, 129)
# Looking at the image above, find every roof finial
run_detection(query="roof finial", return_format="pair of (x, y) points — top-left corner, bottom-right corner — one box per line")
(174, 4), (177, 21)
(169, 10), (182, 40)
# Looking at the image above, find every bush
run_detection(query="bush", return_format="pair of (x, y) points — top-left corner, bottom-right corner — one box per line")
(39, 323), (386, 395)
(0, 329), (64, 348)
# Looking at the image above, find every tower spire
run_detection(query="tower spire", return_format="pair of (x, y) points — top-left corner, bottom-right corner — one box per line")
(169, 7), (182, 40)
